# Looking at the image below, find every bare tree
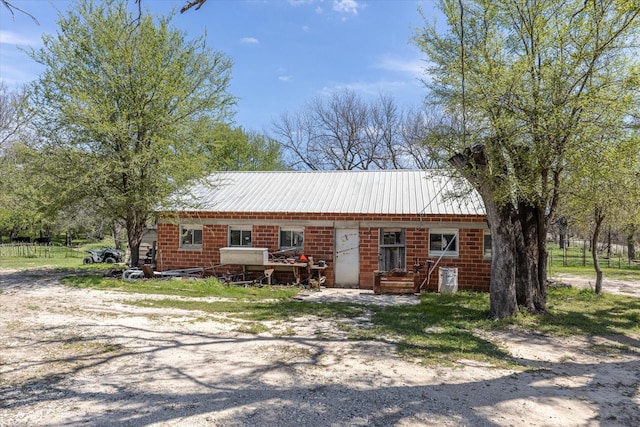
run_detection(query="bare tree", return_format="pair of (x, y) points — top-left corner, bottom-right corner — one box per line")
(367, 94), (402, 169)
(2, 0), (205, 22)
(1, 1), (38, 23)
(399, 107), (449, 169)
(178, 0), (207, 13)
(134, 0), (207, 14)
(271, 111), (321, 170)
(272, 89), (444, 171)
(310, 90), (371, 170)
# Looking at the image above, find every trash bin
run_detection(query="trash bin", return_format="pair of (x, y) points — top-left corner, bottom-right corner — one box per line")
(438, 267), (458, 293)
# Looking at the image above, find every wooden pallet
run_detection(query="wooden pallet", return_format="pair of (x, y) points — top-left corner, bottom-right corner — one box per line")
(373, 271), (418, 294)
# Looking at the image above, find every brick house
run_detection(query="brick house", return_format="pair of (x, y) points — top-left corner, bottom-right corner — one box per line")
(156, 170), (491, 291)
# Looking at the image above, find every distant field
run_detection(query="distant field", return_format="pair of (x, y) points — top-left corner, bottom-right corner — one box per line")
(0, 240), (120, 271)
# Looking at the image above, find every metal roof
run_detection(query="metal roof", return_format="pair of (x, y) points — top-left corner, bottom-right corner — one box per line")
(179, 170), (485, 216)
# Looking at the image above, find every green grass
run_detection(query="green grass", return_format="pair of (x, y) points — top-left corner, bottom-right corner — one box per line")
(120, 283), (640, 368)
(0, 255), (85, 270)
(62, 275), (301, 300)
(6, 255), (640, 369)
(130, 298), (366, 320)
(549, 264), (640, 281)
(547, 245), (640, 281)
(0, 238), (123, 271)
(367, 292), (513, 366)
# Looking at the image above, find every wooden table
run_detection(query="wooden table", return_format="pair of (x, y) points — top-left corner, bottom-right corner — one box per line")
(240, 261), (327, 286)
(264, 261), (309, 284)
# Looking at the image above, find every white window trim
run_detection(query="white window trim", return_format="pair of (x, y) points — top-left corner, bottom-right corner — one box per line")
(229, 226), (253, 247)
(429, 229), (459, 257)
(279, 227), (304, 250)
(179, 224), (203, 250)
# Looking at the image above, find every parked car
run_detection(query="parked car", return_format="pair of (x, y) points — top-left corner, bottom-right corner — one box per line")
(83, 247), (124, 264)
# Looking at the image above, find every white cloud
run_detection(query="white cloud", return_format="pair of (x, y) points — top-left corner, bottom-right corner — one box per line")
(240, 37), (260, 45)
(278, 75), (293, 82)
(0, 30), (38, 46)
(320, 80), (410, 97)
(332, 0), (363, 14)
(286, 0), (364, 16)
(374, 55), (424, 78)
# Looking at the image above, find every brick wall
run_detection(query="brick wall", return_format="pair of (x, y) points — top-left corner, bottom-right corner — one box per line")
(359, 227), (379, 288)
(157, 211), (491, 291)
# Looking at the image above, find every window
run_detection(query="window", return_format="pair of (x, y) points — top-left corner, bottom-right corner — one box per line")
(429, 229), (458, 257)
(379, 228), (406, 271)
(483, 232), (492, 258)
(229, 226), (252, 247)
(280, 228), (304, 249)
(180, 225), (202, 249)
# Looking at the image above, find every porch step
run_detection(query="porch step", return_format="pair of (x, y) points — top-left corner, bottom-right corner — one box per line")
(373, 271), (418, 294)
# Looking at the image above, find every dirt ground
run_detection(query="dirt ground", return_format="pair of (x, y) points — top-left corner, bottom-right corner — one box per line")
(1, 269), (639, 427)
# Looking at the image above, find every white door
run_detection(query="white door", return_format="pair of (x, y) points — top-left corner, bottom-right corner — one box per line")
(334, 228), (359, 287)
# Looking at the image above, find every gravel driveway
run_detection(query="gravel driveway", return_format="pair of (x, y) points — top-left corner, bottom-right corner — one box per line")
(1, 269), (639, 426)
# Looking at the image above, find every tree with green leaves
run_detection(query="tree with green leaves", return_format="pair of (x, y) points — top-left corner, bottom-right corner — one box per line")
(0, 143), (43, 242)
(199, 124), (285, 172)
(414, 0), (640, 318)
(563, 133), (639, 293)
(26, 0), (235, 266)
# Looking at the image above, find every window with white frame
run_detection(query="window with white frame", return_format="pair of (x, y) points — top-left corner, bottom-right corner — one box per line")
(279, 228), (304, 249)
(429, 229), (458, 257)
(180, 225), (203, 249)
(229, 226), (252, 247)
(483, 231), (492, 258)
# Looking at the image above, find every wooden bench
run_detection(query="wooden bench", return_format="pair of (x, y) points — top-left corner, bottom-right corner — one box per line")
(373, 271), (418, 294)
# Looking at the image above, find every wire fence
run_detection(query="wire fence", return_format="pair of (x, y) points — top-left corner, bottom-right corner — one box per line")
(548, 246), (637, 270)
(0, 243), (82, 258)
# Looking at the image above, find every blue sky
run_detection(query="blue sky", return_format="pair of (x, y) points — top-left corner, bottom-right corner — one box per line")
(1, 0), (441, 132)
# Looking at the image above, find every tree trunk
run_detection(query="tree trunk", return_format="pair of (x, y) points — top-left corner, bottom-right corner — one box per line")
(125, 209), (146, 268)
(10, 225), (22, 241)
(535, 204), (548, 311)
(556, 216), (568, 249)
(514, 203), (547, 313)
(449, 147), (518, 319)
(485, 198), (519, 319)
(515, 203), (539, 312)
(591, 208), (605, 294)
(627, 228), (636, 261)
(111, 221), (123, 251)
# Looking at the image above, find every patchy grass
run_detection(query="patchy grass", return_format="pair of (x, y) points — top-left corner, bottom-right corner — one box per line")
(235, 322), (270, 334)
(0, 256), (87, 271)
(532, 287), (640, 336)
(52, 273), (640, 368)
(61, 275), (300, 300)
(128, 287), (640, 368)
(364, 292), (513, 366)
(129, 298), (367, 321)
